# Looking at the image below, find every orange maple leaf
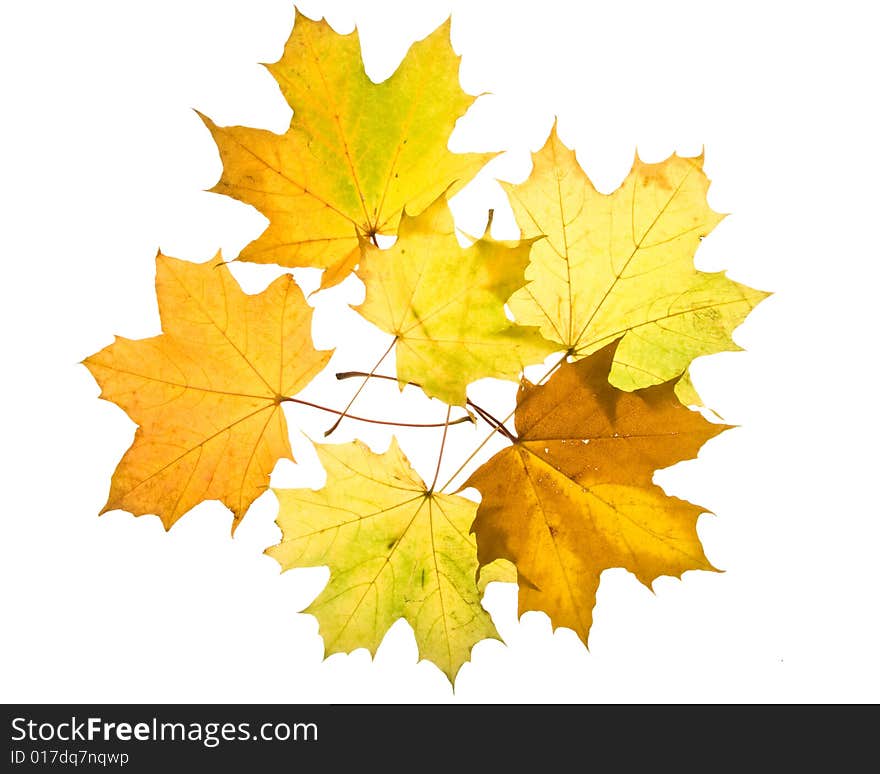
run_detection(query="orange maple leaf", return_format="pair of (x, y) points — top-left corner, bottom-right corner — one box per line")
(83, 253), (331, 530)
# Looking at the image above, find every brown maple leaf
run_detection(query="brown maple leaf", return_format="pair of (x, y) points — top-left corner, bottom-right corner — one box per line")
(464, 340), (730, 644)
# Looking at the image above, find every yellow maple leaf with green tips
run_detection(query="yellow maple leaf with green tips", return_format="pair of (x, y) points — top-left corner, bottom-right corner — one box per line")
(267, 438), (501, 684)
(356, 195), (557, 406)
(504, 124), (769, 397)
(202, 12), (495, 288)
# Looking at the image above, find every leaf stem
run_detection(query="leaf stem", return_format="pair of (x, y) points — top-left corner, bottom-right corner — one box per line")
(282, 396), (473, 430)
(468, 402), (516, 442)
(335, 370), (515, 439)
(436, 351), (570, 493)
(428, 405), (453, 493)
(324, 337), (397, 437)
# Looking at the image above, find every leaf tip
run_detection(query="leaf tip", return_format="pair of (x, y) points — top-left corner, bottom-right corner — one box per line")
(191, 107), (215, 130)
(540, 116), (564, 153)
(261, 543), (285, 572)
(424, 14), (455, 54)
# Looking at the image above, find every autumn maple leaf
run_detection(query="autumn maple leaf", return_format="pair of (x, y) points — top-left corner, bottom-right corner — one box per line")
(83, 253), (331, 530)
(465, 340), (730, 644)
(201, 12), (494, 288)
(356, 195), (556, 405)
(268, 438), (500, 682)
(504, 124), (769, 401)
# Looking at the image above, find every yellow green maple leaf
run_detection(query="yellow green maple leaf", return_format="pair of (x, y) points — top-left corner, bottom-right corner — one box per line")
(83, 253), (331, 530)
(202, 12), (494, 288)
(505, 124), (769, 393)
(355, 196), (557, 405)
(267, 438), (500, 683)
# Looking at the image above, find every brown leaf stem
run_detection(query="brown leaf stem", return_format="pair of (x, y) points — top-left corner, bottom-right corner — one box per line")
(436, 351), (570, 492)
(282, 396), (473, 430)
(428, 405), (454, 493)
(324, 337), (397, 437)
(335, 370), (516, 440)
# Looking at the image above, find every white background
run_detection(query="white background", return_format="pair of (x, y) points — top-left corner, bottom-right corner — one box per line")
(1, 0), (878, 703)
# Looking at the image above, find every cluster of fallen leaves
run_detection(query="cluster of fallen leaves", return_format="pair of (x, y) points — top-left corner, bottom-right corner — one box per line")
(84, 12), (767, 685)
